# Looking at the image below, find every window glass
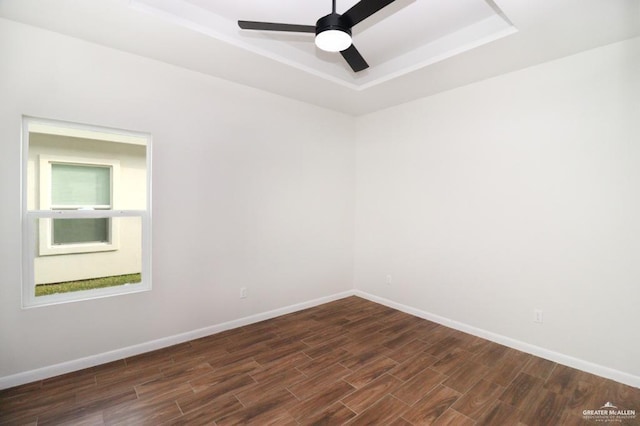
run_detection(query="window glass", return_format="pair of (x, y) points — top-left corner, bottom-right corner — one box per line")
(23, 118), (151, 307)
(50, 164), (113, 245)
(53, 218), (110, 244)
(32, 216), (143, 297)
(51, 164), (111, 207)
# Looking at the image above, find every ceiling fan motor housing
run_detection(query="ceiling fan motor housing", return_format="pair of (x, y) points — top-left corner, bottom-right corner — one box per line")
(315, 13), (352, 37)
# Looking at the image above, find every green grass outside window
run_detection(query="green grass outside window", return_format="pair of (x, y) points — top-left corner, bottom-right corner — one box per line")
(35, 273), (141, 296)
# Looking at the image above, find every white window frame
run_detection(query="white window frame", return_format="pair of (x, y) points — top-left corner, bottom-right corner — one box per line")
(22, 117), (152, 308)
(39, 155), (121, 256)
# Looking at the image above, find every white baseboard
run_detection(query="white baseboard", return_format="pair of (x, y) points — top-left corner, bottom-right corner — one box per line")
(354, 290), (640, 389)
(3, 289), (638, 390)
(0, 290), (355, 390)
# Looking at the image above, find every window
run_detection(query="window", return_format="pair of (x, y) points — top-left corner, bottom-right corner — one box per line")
(39, 157), (121, 255)
(22, 117), (151, 308)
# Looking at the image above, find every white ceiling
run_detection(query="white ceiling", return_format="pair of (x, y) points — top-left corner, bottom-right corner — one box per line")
(1, 0), (638, 115)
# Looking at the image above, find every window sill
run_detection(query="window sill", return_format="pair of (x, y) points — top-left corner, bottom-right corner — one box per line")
(23, 280), (151, 309)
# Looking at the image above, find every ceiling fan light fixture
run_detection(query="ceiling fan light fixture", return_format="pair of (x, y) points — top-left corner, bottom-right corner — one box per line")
(315, 13), (352, 52)
(315, 29), (352, 52)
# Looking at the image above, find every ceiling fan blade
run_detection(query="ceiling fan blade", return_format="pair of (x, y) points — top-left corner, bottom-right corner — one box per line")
(340, 44), (369, 72)
(342, 0), (396, 27)
(238, 21), (316, 33)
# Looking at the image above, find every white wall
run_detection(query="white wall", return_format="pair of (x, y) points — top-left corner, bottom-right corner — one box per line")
(0, 18), (354, 379)
(355, 36), (640, 378)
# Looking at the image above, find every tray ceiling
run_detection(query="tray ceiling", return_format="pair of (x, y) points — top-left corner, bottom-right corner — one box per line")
(131, 0), (516, 89)
(1, 0), (638, 115)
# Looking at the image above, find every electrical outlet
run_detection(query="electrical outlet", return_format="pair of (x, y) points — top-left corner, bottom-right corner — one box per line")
(240, 287), (247, 299)
(534, 309), (543, 324)
(385, 274), (392, 285)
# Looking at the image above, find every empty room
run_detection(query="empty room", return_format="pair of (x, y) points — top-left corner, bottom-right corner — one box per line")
(0, 0), (639, 424)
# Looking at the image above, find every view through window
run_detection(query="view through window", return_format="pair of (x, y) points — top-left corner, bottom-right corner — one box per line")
(22, 118), (151, 307)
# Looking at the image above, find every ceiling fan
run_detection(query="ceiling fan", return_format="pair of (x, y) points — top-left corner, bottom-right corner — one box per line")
(238, 0), (397, 72)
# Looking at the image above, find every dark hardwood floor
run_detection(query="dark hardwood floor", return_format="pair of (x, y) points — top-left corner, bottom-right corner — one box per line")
(1, 296), (638, 425)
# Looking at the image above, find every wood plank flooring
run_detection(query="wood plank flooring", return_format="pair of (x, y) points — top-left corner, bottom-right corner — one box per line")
(1, 296), (638, 425)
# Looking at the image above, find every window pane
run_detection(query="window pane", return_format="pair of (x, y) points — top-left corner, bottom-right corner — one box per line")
(53, 218), (109, 244)
(34, 217), (143, 297)
(52, 164), (111, 206)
